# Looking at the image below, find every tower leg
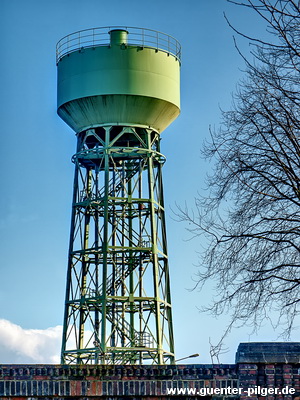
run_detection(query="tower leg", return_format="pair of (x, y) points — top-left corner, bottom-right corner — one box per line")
(61, 126), (175, 365)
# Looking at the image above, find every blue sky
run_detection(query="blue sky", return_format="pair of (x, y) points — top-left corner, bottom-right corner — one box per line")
(0, 0), (294, 364)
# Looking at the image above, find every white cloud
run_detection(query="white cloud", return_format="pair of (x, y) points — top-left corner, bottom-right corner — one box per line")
(0, 319), (62, 364)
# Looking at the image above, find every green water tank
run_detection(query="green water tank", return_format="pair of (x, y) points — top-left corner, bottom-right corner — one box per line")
(56, 26), (181, 134)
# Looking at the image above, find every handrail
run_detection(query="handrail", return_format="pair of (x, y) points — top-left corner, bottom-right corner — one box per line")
(56, 26), (181, 63)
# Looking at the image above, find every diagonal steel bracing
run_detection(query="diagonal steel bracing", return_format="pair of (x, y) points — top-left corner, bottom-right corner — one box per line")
(61, 126), (174, 365)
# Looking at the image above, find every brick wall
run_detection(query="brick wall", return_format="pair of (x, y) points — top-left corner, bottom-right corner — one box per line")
(0, 364), (238, 399)
(237, 343), (300, 400)
(1, 343), (300, 399)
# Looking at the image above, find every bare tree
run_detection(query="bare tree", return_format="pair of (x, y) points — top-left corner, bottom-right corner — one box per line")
(177, 0), (300, 341)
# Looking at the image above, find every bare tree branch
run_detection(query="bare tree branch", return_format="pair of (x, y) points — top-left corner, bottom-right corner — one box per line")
(175, 1), (300, 351)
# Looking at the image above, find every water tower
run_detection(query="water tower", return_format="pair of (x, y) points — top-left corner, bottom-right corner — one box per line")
(56, 26), (181, 365)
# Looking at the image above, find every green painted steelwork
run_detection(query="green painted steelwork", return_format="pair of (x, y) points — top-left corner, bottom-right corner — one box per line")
(57, 27), (180, 134)
(61, 126), (175, 365)
(57, 27), (180, 365)
(110, 29), (129, 46)
(56, 26), (181, 63)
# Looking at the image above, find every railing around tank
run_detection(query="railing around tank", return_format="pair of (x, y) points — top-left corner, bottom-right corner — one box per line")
(56, 26), (181, 63)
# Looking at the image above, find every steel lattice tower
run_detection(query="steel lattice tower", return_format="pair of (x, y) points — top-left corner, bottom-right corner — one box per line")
(56, 27), (181, 365)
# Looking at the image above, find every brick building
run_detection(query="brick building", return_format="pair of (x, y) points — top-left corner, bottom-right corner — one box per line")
(0, 342), (299, 400)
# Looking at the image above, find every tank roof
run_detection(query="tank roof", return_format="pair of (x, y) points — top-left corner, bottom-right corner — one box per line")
(56, 26), (181, 64)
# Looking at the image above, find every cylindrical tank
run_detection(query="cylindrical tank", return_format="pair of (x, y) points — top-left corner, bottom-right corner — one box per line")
(56, 26), (180, 134)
